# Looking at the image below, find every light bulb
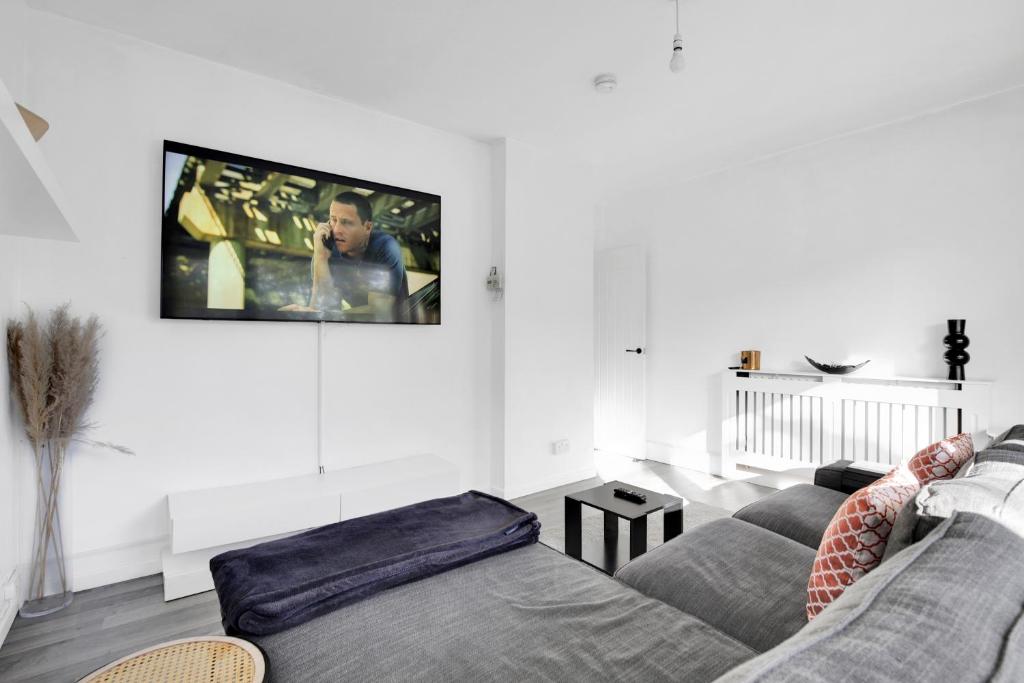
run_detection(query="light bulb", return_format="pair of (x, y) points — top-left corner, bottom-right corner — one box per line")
(669, 33), (685, 73)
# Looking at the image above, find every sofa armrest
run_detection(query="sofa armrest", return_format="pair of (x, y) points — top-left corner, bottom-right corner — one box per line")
(814, 460), (888, 494)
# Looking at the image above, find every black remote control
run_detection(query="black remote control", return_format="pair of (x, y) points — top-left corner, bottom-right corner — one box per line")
(613, 487), (647, 504)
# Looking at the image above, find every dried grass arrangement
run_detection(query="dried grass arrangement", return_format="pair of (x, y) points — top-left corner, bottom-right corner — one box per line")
(6, 304), (132, 617)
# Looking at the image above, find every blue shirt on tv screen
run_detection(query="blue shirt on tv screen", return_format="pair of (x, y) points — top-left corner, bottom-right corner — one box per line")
(327, 230), (408, 308)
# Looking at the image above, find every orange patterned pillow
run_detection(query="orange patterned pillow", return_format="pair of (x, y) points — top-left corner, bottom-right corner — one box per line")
(906, 432), (974, 484)
(806, 467), (919, 620)
(805, 433), (975, 620)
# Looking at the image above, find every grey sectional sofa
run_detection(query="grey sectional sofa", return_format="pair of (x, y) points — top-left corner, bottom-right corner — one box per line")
(249, 433), (1024, 682)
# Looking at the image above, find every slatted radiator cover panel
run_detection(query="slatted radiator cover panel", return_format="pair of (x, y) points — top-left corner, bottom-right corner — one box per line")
(735, 392), (826, 463)
(722, 372), (991, 470)
(836, 400), (969, 464)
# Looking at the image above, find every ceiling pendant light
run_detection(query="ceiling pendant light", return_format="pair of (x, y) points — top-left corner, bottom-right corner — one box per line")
(669, 0), (685, 73)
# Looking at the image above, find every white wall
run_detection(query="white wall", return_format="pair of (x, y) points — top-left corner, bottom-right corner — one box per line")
(0, 0), (26, 96)
(7, 10), (495, 591)
(489, 142), (508, 495)
(598, 87), (1024, 469)
(0, 231), (25, 643)
(496, 139), (596, 498)
(0, 0), (28, 644)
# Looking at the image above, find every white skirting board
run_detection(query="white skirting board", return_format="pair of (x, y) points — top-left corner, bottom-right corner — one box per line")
(645, 441), (716, 474)
(0, 569), (17, 651)
(500, 465), (598, 501)
(162, 454), (460, 601)
(71, 536), (167, 593)
(161, 532), (299, 601)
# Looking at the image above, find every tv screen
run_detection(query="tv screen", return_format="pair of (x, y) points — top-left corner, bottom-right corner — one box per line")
(161, 140), (441, 324)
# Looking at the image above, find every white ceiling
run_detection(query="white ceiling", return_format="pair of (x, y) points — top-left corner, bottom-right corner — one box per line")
(27, 0), (1024, 191)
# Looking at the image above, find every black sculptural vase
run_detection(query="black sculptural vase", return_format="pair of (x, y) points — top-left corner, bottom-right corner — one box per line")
(943, 319), (970, 381)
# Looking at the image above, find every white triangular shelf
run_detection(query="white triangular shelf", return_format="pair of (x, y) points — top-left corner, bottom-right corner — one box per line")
(0, 75), (76, 242)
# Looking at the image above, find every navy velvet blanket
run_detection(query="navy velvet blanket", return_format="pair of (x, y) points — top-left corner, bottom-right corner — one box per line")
(210, 490), (540, 636)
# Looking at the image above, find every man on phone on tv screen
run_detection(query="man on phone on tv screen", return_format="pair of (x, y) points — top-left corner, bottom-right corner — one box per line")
(279, 191), (408, 321)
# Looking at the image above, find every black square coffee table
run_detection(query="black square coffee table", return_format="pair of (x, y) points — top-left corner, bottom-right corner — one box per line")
(564, 481), (683, 575)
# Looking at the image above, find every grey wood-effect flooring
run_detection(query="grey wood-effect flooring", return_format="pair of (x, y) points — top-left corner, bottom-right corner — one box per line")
(0, 455), (777, 682)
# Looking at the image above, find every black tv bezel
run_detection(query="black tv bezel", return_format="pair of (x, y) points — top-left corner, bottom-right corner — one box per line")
(160, 139), (442, 325)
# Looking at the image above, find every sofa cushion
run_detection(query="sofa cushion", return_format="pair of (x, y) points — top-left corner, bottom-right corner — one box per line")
(615, 518), (815, 653)
(978, 448), (1024, 467)
(906, 432), (974, 484)
(918, 458), (1024, 529)
(969, 426), (1024, 469)
(714, 512), (1024, 683)
(254, 542), (758, 682)
(806, 467), (920, 619)
(977, 447), (1024, 466)
(976, 427), (1024, 468)
(886, 454), (1024, 561)
(990, 423), (1024, 451)
(878, 498), (943, 561)
(733, 484), (848, 549)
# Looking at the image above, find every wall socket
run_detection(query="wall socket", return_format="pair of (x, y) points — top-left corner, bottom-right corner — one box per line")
(552, 439), (570, 455)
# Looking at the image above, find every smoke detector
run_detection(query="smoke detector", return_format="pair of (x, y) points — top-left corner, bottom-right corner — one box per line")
(593, 74), (617, 93)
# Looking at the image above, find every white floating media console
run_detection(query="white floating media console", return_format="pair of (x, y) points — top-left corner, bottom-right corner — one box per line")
(162, 454), (459, 600)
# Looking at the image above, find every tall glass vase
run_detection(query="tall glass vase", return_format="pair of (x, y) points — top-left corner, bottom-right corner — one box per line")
(19, 440), (73, 617)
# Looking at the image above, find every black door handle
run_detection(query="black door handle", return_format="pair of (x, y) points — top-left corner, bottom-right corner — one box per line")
(625, 348), (643, 354)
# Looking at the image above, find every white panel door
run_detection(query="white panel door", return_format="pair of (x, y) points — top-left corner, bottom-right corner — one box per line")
(594, 245), (646, 459)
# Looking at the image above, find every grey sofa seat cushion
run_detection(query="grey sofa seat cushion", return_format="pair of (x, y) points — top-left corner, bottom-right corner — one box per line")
(714, 512), (1024, 683)
(732, 484), (848, 548)
(253, 542), (757, 683)
(615, 518), (816, 653)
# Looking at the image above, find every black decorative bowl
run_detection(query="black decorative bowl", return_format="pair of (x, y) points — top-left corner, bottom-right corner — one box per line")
(805, 356), (870, 375)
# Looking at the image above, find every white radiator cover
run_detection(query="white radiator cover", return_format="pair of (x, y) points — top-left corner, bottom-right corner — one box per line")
(721, 370), (992, 474)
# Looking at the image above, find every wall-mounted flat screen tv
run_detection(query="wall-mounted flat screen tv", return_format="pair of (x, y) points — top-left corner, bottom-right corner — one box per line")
(161, 140), (441, 324)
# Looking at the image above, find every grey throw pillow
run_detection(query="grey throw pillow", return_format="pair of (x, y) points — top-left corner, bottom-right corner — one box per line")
(952, 455), (975, 479)
(990, 424), (1024, 452)
(913, 459), (1024, 538)
(882, 455), (1024, 561)
(881, 497), (942, 561)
